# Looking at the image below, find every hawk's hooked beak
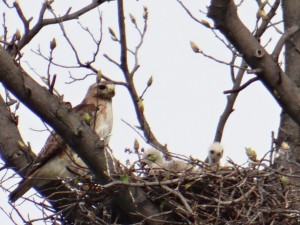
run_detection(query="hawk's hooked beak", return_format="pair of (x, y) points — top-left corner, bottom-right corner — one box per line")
(102, 83), (115, 93)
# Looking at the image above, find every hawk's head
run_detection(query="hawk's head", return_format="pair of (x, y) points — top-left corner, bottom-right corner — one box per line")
(141, 148), (164, 165)
(208, 142), (224, 162)
(82, 81), (115, 104)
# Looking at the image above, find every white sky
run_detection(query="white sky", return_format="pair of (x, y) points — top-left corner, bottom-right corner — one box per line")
(0, 0), (282, 224)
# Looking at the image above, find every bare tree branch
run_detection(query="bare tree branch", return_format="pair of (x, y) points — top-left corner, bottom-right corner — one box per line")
(117, 0), (169, 160)
(8, 0), (111, 57)
(208, 0), (300, 128)
(214, 60), (247, 142)
(272, 25), (300, 60)
(213, 0), (281, 143)
(223, 77), (259, 94)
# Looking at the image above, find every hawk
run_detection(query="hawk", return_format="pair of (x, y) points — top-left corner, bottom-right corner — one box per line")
(9, 81), (115, 202)
(142, 148), (197, 175)
(204, 142), (224, 166)
(141, 148), (166, 175)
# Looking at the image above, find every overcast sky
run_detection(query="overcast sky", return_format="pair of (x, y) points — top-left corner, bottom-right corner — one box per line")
(0, 0), (282, 224)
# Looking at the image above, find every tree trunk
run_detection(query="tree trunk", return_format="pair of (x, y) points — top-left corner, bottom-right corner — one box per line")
(277, 1), (300, 158)
(276, 0), (300, 205)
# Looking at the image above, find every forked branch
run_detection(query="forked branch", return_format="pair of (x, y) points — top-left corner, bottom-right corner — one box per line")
(117, 0), (169, 158)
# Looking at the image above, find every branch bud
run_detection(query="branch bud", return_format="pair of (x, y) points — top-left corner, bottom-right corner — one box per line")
(137, 99), (144, 113)
(147, 76), (153, 87)
(109, 27), (118, 41)
(260, 0), (268, 10)
(50, 38), (57, 50)
(129, 13), (136, 25)
(15, 29), (21, 41)
(201, 20), (211, 28)
(97, 70), (103, 83)
(256, 9), (268, 20)
(143, 6), (148, 20)
(134, 139), (139, 152)
(245, 147), (257, 161)
(190, 41), (201, 53)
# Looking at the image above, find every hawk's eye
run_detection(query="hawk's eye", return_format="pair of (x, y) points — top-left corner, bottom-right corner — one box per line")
(98, 85), (106, 90)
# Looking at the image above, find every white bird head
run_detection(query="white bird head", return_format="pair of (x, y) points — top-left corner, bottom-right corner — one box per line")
(208, 142), (224, 164)
(141, 148), (164, 166)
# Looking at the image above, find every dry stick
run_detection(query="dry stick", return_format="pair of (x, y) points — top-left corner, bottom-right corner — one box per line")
(216, 180), (224, 223)
(9, 0), (108, 57)
(100, 175), (197, 189)
(254, 0), (281, 38)
(214, 60), (247, 142)
(49, 74), (56, 94)
(269, 131), (276, 166)
(13, 1), (31, 32)
(212, 185), (257, 206)
(135, 211), (180, 225)
(161, 185), (193, 215)
(223, 77), (259, 94)
(7, 203), (27, 225)
(51, 10), (89, 69)
(35, 9), (126, 86)
(121, 118), (147, 142)
(117, 0), (169, 158)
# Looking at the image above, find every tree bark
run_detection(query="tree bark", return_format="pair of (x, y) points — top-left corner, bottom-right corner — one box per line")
(276, 0), (300, 205)
(277, 1), (300, 160)
(0, 96), (35, 171)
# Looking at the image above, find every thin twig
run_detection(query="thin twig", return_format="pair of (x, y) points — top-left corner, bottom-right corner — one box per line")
(223, 77), (259, 94)
(116, 0), (169, 158)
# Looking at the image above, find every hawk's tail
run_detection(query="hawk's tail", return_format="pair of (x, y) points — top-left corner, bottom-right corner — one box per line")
(9, 179), (35, 203)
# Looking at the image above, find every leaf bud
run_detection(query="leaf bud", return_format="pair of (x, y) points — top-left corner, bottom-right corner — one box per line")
(50, 38), (57, 50)
(190, 41), (201, 53)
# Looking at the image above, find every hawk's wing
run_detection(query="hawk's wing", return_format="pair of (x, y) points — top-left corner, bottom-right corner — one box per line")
(28, 104), (98, 171)
(9, 104), (98, 202)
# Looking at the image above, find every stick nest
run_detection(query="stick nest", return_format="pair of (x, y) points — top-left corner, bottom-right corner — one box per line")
(70, 160), (300, 225)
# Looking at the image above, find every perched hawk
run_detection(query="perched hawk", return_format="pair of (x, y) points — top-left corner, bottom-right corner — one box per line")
(9, 81), (115, 202)
(204, 142), (224, 166)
